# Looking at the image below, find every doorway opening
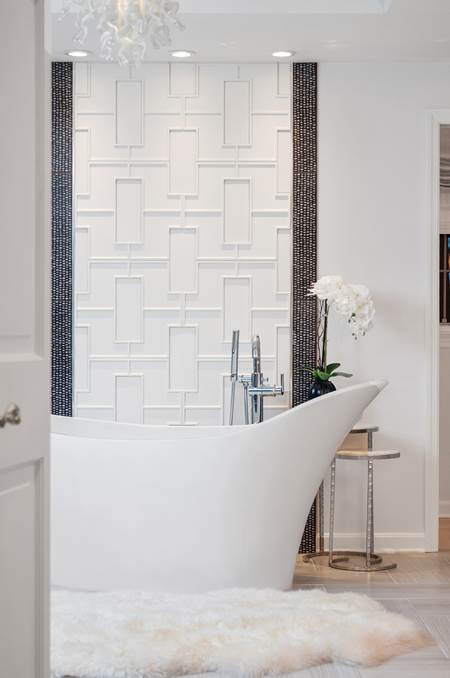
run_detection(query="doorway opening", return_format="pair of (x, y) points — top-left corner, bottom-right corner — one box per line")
(439, 125), (450, 550)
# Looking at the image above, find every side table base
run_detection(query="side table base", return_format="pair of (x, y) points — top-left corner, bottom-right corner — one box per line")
(328, 450), (400, 574)
(329, 551), (396, 572)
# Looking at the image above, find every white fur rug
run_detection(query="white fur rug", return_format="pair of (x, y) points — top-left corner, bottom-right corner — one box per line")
(51, 588), (430, 678)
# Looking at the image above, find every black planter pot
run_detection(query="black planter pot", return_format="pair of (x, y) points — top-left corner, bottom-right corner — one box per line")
(308, 378), (336, 400)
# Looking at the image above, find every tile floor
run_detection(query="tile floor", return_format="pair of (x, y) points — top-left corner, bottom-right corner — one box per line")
(288, 551), (450, 677)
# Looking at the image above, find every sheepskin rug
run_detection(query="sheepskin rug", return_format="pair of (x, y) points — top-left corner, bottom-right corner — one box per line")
(51, 587), (430, 678)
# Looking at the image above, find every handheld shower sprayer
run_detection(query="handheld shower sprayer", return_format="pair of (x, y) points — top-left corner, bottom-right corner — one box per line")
(229, 330), (240, 425)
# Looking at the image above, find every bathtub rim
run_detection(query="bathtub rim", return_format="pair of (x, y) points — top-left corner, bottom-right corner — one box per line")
(51, 414), (248, 441)
(51, 380), (387, 441)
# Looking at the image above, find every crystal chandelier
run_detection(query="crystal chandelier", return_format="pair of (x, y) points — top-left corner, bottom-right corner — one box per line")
(62, 1), (184, 66)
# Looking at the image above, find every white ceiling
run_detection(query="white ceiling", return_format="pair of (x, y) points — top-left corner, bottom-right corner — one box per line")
(50, 0), (393, 14)
(49, 0), (450, 63)
(170, 1), (392, 14)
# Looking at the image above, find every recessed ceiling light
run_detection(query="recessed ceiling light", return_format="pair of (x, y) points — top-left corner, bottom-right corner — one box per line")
(170, 50), (195, 58)
(272, 50), (295, 58)
(66, 50), (90, 58)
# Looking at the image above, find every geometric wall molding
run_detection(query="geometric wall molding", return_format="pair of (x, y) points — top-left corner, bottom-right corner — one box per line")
(73, 62), (292, 425)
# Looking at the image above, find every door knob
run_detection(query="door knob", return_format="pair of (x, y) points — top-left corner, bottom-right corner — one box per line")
(0, 403), (21, 428)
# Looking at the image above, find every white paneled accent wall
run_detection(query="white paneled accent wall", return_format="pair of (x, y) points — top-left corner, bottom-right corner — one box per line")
(73, 62), (292, 425)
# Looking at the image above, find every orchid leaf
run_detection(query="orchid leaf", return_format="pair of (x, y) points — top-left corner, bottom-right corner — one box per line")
(326, 362), (341, 373)
(316, 370), (331, 381)
(333, 371), (353, 378)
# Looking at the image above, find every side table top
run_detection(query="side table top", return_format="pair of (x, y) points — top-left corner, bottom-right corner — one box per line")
(350, 425), (379, 434)
(336, 449), (400, 461)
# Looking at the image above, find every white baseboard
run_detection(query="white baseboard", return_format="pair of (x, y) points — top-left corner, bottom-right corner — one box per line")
(322, 532), (425, 553)
(440, 499), (450, 517)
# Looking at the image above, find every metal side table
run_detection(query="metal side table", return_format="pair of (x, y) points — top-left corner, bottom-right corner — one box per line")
(304, 425), (379, 563)
(328, 449), (400, 572)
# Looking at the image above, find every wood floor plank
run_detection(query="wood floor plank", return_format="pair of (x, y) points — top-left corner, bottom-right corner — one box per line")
(439, 517), (450, 551)
(295, 583), (327, 591)
(418, 615), (450, 658)
(411, 599), (450, 614)
(376, 597), (423, 623)
(387, 553), (450, 585)
(358, 660), (450, 678)
(321, 584), (450, 599)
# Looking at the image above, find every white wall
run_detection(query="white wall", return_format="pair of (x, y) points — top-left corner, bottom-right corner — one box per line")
(73, 62), (291, 425)
(439, 127), (450, 516)
(319, 62), (450, 551)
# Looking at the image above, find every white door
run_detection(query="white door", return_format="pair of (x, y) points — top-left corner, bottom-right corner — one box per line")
(0, 1), (50, 677)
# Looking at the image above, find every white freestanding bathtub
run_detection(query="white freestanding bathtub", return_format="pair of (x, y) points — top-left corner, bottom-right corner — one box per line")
(51, 381), (386, 593)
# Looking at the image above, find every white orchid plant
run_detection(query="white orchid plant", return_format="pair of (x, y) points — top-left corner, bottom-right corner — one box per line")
(304, 275), (375, 385)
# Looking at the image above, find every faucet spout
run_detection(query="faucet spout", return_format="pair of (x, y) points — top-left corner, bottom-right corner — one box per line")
(251, 335), (261, 374)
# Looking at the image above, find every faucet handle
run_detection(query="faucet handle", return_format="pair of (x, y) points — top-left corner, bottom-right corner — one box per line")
(280, 373), (285, 395)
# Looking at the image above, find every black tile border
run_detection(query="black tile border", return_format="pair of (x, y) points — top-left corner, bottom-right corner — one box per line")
(51, 62), (73, 417)
(292, 63), (318, 552)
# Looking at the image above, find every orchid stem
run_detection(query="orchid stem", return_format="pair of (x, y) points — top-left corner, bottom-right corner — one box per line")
(322, 300), (328, 371)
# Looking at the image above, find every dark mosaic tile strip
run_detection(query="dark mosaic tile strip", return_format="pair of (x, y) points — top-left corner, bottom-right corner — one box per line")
(51, 62), (73, 417)
(292, 63), (318, 553)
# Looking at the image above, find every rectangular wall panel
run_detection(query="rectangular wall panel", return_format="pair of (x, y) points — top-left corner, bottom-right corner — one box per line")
(75, 62), (90, 96)
(115, 277), (143, 342)
(116, 375), (143, 423)
(115, 81), (143, 146)
(75, 129), (89, 195)
(224, 80), (250, 146)
(169, 228), (197, 293)
(277, 229), (290, 293)
(169, 63), (197, 96)
(276, 325), (290, 382)
(223, 179), (251, 244)
(74, 326), (89, 391)
(169, 129), (197, 195)
(75, 228), (90, 294)
(277, 130), (292, 194)
(115, 178), (142, 244)
(277, 63), (290, 97)
(169, 326), (197, 391)
(223, 277), (250, 341)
